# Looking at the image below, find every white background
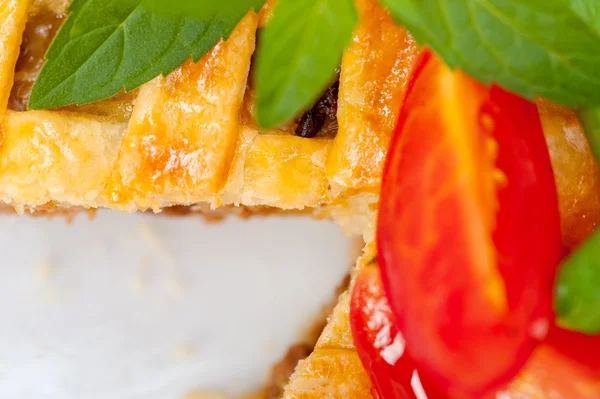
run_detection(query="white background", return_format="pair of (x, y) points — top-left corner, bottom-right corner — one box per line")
(0, 212), (350, 399)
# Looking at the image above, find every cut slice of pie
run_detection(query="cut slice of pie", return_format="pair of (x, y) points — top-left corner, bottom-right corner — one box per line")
(1, 1), (600, 398)
(0, 0), (387, 238)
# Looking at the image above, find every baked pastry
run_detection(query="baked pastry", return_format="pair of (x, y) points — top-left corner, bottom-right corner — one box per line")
(1, 0), (599, 398)
(0, 0), (389, 234)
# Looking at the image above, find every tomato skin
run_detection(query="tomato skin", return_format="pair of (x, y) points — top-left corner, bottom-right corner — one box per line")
(377, 50), (561, 396)
(350, 265), (452, 399)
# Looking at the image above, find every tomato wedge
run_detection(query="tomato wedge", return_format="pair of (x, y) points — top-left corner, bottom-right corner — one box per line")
(350, 264), (450, 399)
(350, 266), (600, 399)
(377, 50), (561, 396)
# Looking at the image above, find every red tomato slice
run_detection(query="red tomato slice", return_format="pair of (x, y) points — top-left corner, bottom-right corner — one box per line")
(350, 267), (600, 399)
(377, 50), (562, 396)
(350, 265), (451, 399)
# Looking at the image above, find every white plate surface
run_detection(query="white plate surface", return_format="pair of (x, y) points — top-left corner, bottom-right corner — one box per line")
(0, 212), (350, 399)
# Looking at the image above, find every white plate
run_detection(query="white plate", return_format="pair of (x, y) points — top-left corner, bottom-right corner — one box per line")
(0, 211), (350, 399)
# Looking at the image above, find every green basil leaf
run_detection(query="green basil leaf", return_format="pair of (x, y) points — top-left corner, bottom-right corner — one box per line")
(255, 0), (357, 129)
(29, 0), (264, 110)
(380, 0), (600, 108)
(555, 228), (600, 335)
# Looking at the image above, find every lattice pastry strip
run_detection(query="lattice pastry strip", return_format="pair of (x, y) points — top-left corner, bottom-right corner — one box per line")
(113, 12), (259, 211)
(326, 0), (418, 196)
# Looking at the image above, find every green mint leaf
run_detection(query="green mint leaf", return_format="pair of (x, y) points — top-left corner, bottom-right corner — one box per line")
(29, 0), (264, 110)
(255, 0), (357, 128)
(144, 0), (263, 20)
(380, 0), (600, 108)
(570, 0), (600, 34)
(555, 228), (600, 335)
(578, 106), (600, 163)
(556, 105), (600, 335)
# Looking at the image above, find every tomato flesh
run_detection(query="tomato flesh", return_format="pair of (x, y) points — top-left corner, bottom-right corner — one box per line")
(377, 50), (561, 396)
(504, 327), (600, 398)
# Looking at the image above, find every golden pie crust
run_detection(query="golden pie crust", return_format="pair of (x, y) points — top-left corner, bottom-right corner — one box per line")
(1, 1), (600, 398)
